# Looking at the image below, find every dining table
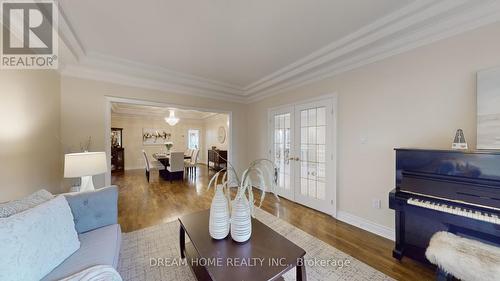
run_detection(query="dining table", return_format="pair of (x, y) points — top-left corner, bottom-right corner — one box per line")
(153, 152), (192, 180)
(152, 153), (192, 168)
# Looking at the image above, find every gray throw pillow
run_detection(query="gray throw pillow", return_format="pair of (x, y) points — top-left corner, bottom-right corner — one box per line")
(0, 189), (54, 218)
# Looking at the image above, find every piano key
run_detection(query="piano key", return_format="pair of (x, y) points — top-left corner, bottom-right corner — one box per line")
(474, 211), (482, 219)
(407, 197), (500, 225)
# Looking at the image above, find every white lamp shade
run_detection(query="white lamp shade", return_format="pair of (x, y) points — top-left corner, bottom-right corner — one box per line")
(64, 152), (108, 178)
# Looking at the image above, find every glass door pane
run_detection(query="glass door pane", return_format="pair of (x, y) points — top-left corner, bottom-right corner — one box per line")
(271, 109), (294, 200)
(294, 99), (333, 214)
(269, 98), (334, 215)
(188, 129), (200, 149)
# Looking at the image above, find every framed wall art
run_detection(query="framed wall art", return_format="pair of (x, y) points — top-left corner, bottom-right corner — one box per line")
(477, 67), (500, 149)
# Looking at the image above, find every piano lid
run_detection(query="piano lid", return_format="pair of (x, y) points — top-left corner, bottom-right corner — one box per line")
(395, 148), (500, 188)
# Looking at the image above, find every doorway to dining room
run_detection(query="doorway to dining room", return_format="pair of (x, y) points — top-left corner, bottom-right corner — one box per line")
(106, 99), (231, 186)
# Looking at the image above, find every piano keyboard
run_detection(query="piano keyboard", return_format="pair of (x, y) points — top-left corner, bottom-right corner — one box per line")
(408, 198), (500, 225)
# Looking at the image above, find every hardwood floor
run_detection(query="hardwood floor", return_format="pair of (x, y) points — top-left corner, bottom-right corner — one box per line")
(112, 167), (434, 281)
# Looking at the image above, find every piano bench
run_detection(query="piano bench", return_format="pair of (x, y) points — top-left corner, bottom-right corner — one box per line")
(425, 231), (500, 281)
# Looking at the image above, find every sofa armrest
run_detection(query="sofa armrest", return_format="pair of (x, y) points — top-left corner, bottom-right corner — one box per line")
(63, 186), (118, 234)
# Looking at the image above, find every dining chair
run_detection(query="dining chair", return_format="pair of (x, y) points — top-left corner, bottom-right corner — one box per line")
(142, 150), (151, 182)
(142, 150), (165, 183)
(185, 148), (193, 159)
(185, 149), (200, 176)
(184, 149), (193, 165)
(165, 152), (185, 183)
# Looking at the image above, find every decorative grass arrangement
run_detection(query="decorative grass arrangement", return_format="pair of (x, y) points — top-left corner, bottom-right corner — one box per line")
(207, 158), (280, 215)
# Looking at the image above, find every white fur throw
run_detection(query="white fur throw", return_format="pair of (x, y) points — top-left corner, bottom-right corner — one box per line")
(426, 231), (500, 281)
(59, 265), (122, 281)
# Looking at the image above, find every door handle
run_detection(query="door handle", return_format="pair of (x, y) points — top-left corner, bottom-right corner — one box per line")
(288, 157), (300, 161)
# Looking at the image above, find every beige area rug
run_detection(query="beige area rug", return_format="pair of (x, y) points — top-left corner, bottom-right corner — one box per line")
(117, 208), (394, 281)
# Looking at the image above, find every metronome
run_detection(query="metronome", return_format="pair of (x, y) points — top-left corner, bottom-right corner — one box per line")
(452, 129), (468, 150)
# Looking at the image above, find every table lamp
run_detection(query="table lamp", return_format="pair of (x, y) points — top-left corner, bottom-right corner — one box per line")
(64, 152), (108, 192)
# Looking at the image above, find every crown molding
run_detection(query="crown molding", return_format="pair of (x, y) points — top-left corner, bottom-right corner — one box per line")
(56, 0), (246, 103)
(111, 112), (217, 121)
(244, 0), (500, 102)
(60, 63), (248, 103)
(242, 0), (438, 93)
(110, 103), (218, 119)
(56, 0), (500, 104)
(59, 50), (247, 103)
(57, 1), (85, 61)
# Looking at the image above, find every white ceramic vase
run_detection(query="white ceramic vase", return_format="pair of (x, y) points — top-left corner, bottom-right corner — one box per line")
(209, 184), (230, 240)
(230, 193), (252, 243)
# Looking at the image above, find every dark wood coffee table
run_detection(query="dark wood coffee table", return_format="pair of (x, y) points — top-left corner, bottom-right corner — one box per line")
(179, 210), (307, 281)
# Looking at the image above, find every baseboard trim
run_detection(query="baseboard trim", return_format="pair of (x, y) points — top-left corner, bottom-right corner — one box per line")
(336, 211), (395, 241)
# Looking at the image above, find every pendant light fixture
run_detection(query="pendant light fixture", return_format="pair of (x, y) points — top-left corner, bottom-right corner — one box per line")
(165, 109), (179, 126)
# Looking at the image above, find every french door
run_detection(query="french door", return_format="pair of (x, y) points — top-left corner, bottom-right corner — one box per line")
(271, 107), (295, 200)
(270, 98), (335, 215)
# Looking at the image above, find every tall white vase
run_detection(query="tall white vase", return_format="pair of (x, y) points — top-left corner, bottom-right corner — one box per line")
(209, 184), (230, 240)
(230, 194), (252, 243)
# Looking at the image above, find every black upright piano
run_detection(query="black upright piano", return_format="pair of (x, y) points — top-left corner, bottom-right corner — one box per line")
(389, 148), (500, 263)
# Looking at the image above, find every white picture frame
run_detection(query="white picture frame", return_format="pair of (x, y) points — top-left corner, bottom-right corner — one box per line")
(477, 67), (500, 149)
(142, 128), (171, 145)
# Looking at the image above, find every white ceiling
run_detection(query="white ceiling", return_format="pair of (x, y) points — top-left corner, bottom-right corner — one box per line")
(58, 0), (500, 103)
(111, 103), (218, 119)
(59, 0), (410, 87)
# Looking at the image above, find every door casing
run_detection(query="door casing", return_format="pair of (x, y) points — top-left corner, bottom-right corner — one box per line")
(267, 94), (337, 217)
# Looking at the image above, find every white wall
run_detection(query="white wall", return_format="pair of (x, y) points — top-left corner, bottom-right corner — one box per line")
(246, 22), (500, 231)
(0, 70), (62, 202)
(3, 20), (500, 242)
(60, 76), (248, 189)
(111, 114), (206, 170)
(204, 114), (229, 162)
